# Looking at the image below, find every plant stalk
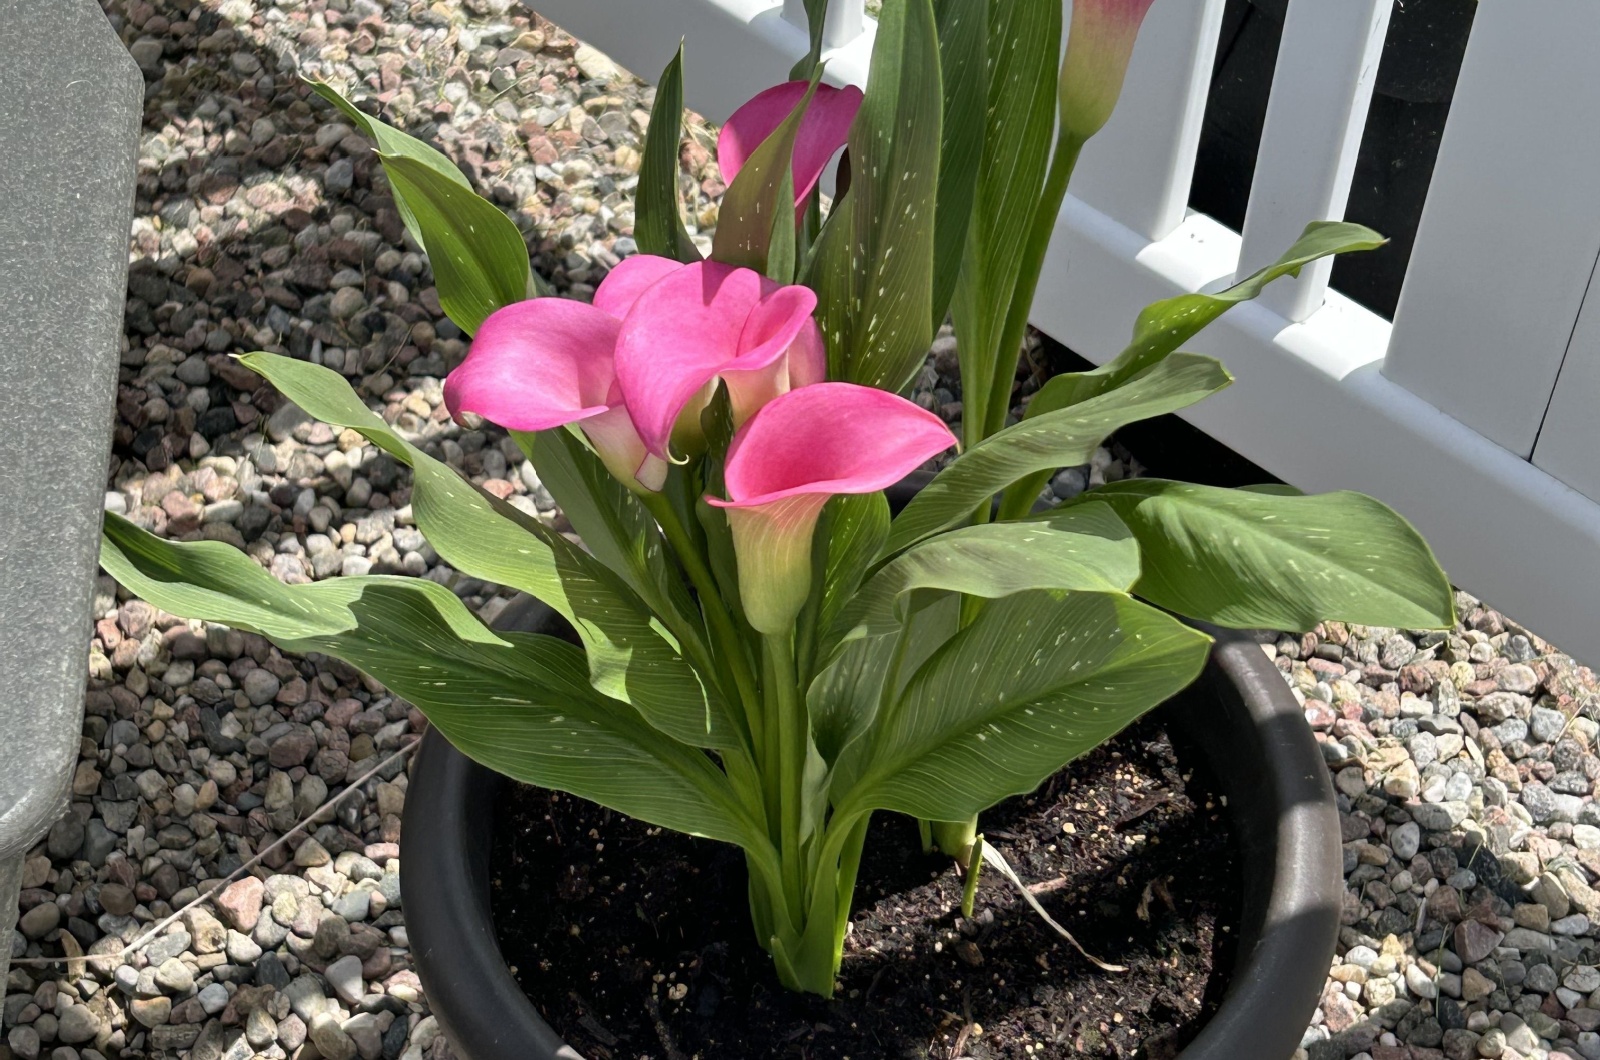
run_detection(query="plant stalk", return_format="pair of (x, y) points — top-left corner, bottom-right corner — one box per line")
(983, 133), (1085, 443)
(765, 633), (807, 924)
(642, 490), (764, 750)
(960, 832), (985, 918)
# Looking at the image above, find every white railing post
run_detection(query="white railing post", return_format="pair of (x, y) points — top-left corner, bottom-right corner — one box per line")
(783, 0), (866, 50)
(1383, 1), (1600, 459)
(1066, 0), (1227, 243)
(1235, 0), (1391, 323)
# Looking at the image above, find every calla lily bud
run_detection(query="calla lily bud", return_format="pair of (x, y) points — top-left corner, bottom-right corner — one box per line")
(1058, 0), (1158, 143)
(708, 383), (956, 634)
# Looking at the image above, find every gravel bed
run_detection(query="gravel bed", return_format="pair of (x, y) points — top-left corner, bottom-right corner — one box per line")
(3, 3), (1597, 1060)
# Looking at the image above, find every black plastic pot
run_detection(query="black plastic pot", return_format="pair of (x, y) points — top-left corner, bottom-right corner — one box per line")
(402, 590), (1340, 1060)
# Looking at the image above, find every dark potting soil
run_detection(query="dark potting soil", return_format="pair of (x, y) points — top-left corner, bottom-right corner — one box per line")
(488, 707), (1240, 1060)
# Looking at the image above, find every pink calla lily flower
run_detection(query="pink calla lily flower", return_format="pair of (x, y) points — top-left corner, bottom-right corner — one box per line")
(1059, 0), (1159, 142)
(443, 259), (689, 491)
(707, 383), (957, 633)
(614, 259), (826, 464)
(717, 81), (864, 206)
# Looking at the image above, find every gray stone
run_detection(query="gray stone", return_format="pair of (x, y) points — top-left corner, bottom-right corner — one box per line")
(1409, 731), (1439, 768)
(1392, 821), (1422, 860)
(1521, 781), (1566, 822)
(1526, 962), (1559, 993)
(1412, 801), (1470, 831)
(343, 1012), (383, 1058)
(1531, 706), (1569, 744)
(1554, 913), (1592, 935)
(0, 0), (142, 989)
(55, 1005), (102, 1045)
(19, 900), (61, 939)
(198, 982), (230, 1015)
(309, 1013), (357, 1060)
(1567, 965), (1600, 993)
(284, 974), (329, 1022)
(326, 158), (355, 196)
(242, 669), (281, 706)
(155, 955), (195, 994)
(332, 889), (371, 923)
(7, 1026), (40, 1060)
(256, 951), (292, 991)
(143, 928), (192, 964)
(226, 929), (262, 964)
(325, 953), (365, 1005)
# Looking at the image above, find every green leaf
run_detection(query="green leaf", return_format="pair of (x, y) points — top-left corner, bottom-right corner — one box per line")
(796, 491), (890, 684)
(837, 591), (1211, 821)
(513, 428), (697, 634)
(947, 0), (1061, 433)
(806, 0), (942, 391)
(235, 353), (737, 752)
(816, 492), (891, 647)
(887, 353), (1233, 553)
(994, 225), (1382, 520)
(712, 71), (820, 278)
(309, 82), (471, 239)
(930, 0), (987, 327)
(636, 44), (701, 263)
(377, 152), (530, 336)
(809, 592), (960, 775)
(1085, 480), (1456, 632)
(790, 0), (832, 77)
(309, 81), (548, 304)
(1033, 222), (1386, 413)
(695, 389), (748, 625)
(100, 515), (762, 847)
(835, 503), (1139, 646)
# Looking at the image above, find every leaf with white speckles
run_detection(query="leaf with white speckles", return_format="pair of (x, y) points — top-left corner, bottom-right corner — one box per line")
(829, 501), (1138, 655)
(1084, 480), (1456, 632)
(635, 44), (701, 263)
(835, 590), (1210, 821)
(805, 0), (942, 391)
(886, 353), (1232, 553)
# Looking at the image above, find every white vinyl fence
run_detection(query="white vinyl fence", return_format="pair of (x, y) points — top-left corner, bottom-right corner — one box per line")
(529, 0), (1600, 665)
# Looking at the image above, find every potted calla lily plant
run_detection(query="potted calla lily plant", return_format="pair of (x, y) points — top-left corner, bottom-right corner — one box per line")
(99, 0), (1455, 1056)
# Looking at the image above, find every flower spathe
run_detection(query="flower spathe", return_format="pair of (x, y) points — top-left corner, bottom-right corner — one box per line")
(443, 261), (673, 490)
(708, 383), (957, 634)
(443, 254), (825, 491)
(1058, 0), (1159, 143)
(717, 81), (864, 207)
(613, 259), (826, 464)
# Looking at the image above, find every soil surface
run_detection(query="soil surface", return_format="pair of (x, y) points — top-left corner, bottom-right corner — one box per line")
(489, 707), (1240, 1060)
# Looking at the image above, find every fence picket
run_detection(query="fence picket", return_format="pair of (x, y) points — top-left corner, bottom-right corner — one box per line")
(1235, 0), (1391, 323)
(1383, 2), (1600, 460)
(1067, 0), (1226, 243)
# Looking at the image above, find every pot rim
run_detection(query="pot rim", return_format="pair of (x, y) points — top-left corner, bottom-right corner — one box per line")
(401, 596), (1340, 1060)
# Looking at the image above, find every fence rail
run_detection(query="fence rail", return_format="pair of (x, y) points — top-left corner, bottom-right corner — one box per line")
(528, 0), (1600, 664)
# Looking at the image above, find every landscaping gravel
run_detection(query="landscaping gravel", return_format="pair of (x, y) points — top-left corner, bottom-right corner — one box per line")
(4, 2), (1597, 1059)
